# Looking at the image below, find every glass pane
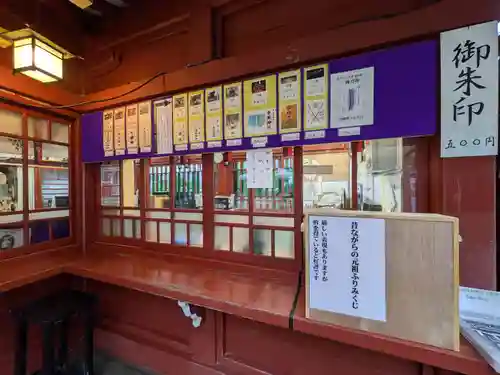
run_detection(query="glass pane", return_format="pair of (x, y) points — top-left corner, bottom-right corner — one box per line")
(148, 160), (171, 209)
(251, 148), (294, 213)
(174, 222), (187, 245)
(146, 221), (157, 242)
(0, 226), (24, 249)
(51, 122), (69, 143)
(213, 152), (247, 211)
(134, 219), (141, 239)
(102, 218), (111, 236)
(303, 143), (350, 209)
(41, 143), (68, 163)
(122, 159), (140, 207)
(275, 230), (294, 259)
(124, 219), (134, 238)
(0, 110), (22, 136)
(253, 229), (271, 256)
(174, 156), (202, 209)
(112, 219), (121, 237)
(30, 221), (50, 244)
(214, 226), (229, 251)
(28, 117), (49, 139)
(0, 136), (24, 212)
(233, 227), (249, 253)
(101, 162), (120, 206)
(159, 222), (171, 243)
(357, 138), (403, 212)
(29, 167), (69, 209)
(189, 223), (203, 247)
(52, 219), (69, 239)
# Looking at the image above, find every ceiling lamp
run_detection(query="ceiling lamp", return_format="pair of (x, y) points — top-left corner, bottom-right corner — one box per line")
(12, 36), (64, 83)
(68, 0), (93, 9)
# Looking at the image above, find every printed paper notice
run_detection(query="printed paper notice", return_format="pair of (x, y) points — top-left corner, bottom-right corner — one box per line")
(125, 104), (139, 154)
(279, 70), (301, 134)
(206, 86), (223, 141)
(304, 64), (328, 130)
(102, 110), (114, 157)
(308, 216), (387, 322)
(113, 107), (125, 155)
(246, 149), (273, 189)
(440, 21), (499, 157)
(223, 82), (243, 140)
(156, 99), (173, 155)
(331, 67), (375, 128)
(188, 91), (205, 144)
(244, 75), (277, 137)
(173, 94), (188, 145)
(138, 101), (152, 153)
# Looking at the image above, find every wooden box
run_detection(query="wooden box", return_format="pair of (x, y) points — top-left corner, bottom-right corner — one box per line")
(304, 209), (459, 351)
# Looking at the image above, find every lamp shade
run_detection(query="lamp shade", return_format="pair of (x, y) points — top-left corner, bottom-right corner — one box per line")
(13, 37), (63, 83)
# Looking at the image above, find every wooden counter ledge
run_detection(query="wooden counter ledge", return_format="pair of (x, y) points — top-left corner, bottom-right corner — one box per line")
(66, 251), (296, 329)
(293, 294), (494, 375)
(0, 247), (79, 292)
(0, 249), (494, 375)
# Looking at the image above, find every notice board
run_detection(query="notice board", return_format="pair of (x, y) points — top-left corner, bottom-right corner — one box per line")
(304, 209), (459, 351)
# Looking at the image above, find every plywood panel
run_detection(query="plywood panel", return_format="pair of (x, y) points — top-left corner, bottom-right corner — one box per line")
(304, 210), (459, 351)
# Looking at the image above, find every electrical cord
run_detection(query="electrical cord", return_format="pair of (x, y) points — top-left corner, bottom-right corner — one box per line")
(0, 0), (442, 112)
(289, 268), (304, 330)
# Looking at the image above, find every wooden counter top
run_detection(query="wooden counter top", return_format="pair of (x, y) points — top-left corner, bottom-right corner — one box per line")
(0, 249), (494, 375)
(66, 251), (297, 329)
(0, 247), (79, 292)
(293, 295), (494, 375)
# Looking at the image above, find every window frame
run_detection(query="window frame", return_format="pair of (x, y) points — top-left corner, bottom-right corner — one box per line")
(0, 102), (74, 259)
(92, 137), (430, 272)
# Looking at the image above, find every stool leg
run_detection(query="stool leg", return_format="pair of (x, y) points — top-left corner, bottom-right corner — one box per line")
(41, 323), (55, 375)
(13, 316), (27, 375)
(57, 319), (69, 373)
(83, 312), (94, 375)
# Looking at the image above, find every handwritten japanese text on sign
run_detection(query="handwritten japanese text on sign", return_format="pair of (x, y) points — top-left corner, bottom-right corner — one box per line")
(441, 21), (498, 157)
(308, 216), (387, 322)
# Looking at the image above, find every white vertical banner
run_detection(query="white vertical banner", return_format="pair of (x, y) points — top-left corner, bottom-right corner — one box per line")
(441, 21), (498, 158)
(308, 216), (387, 322)
(113, 107), (126, 156)
(125, 104), (139, 155)
(156, 99), (173, 155)
(102, 110), (114, 157)
(138, 101), (152, 153)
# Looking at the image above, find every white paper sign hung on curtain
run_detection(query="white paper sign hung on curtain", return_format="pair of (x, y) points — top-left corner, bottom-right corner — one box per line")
(440, 21), (499, 158)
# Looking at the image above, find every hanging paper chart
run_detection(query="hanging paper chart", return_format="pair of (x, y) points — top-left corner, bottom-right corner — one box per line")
(138, 101), (152, 153)
(223, 82), (243, 146)
(173, 93), (188, 150)
(205, 86), (223, 147)
(113, 107), (126, 155)
(102, 110), (114, 157)
(278, 70), (301, 135)
(243, 75), (278, 138)
(188, 90), (205, 150)
(125, 103), (139, 154)
(304, 64), (329, 131)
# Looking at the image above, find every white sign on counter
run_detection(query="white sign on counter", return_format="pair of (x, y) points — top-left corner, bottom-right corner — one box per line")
(308, 215), (387, 322)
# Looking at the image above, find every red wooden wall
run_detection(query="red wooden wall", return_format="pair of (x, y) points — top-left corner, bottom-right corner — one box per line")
(78, 0), (497, 373)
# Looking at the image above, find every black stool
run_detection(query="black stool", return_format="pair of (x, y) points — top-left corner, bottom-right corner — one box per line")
(11, 290), (97, 375)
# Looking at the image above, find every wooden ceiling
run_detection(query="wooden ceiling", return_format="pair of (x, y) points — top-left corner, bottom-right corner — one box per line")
(0, 0), (182, 93)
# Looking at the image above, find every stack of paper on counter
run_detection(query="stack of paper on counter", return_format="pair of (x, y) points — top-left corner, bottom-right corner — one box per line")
(460, 286), (500, 373)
